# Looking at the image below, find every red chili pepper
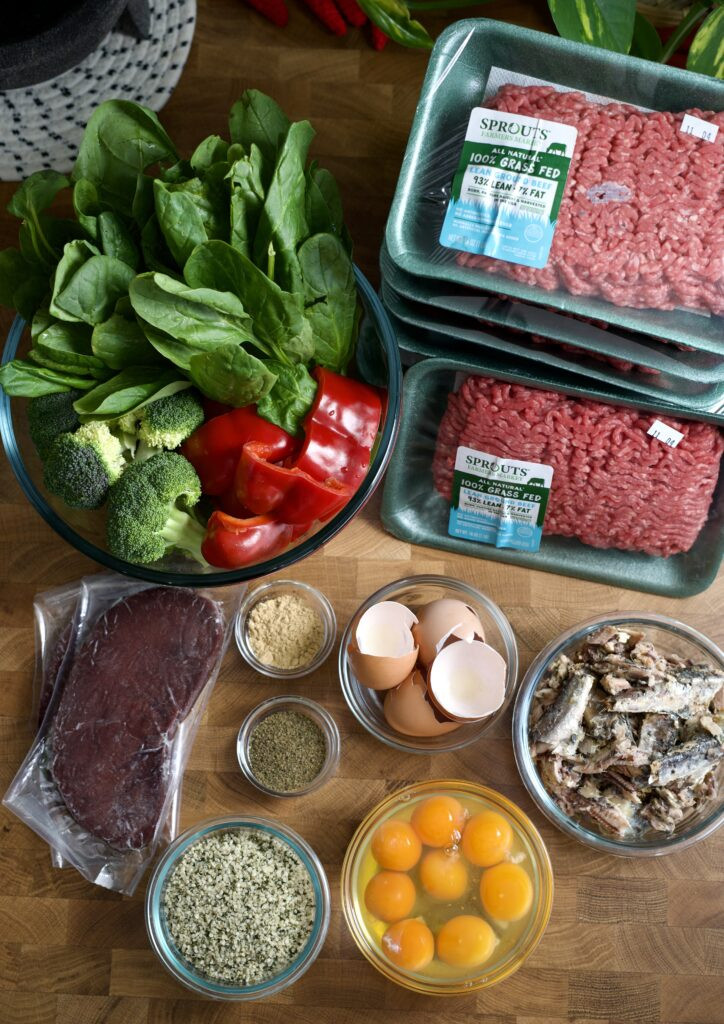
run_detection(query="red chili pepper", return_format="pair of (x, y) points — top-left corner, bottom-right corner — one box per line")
(202, 510), (310, 568)
(370, 24), (389, 50)
(299, 0), (347, 35)
(241, 0), (290, 26)
(335, 0), (367, 26)
(293, 366), (382, 490)
(181, 407), (296, 496)
(235, 441), (351, 524)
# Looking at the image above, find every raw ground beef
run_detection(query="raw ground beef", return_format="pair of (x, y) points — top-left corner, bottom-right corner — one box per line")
(52, 587), (224, 850)
(457, 86), (724, 315)
(432, 375), (723, 556)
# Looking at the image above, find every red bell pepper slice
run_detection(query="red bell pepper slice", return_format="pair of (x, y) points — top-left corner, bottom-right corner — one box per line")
(181, 407), (296, 495)
(293, 367), (382, 490)
(235, 441), (351, 525)
(202, 511), (312, 569)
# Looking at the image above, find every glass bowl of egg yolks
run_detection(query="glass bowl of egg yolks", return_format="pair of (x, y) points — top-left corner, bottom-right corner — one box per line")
(341, 780), (553, 995)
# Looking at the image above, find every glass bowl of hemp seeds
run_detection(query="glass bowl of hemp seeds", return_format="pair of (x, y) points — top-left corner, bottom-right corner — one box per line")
(145, 815), (330, 1000)
(235, 580), (337, 679)
(237, 695), (341, 798)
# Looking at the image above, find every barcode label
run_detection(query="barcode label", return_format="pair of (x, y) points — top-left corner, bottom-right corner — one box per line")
(680, 114), (719, 143)
(648, 419), (684, 448)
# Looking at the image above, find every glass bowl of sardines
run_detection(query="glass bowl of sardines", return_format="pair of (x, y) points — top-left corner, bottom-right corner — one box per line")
(512, 613), (724, 857)
(145, 815), (330, 999)
(0, 93), (401, 588)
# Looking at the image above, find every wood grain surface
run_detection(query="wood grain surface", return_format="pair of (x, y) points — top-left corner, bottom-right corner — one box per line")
(1, 2), (723, 1022)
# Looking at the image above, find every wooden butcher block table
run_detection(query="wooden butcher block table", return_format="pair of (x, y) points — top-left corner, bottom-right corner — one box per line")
(0, 1), (722, 1022)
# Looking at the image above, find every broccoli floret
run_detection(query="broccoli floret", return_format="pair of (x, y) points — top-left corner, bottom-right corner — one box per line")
(106, 451), (207, 565)
(137, 390), (205, 450)
(27, 390), (82, 458)
(44, 422), (126, 509)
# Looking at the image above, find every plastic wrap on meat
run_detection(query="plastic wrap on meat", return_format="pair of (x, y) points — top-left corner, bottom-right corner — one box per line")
(432, 376), (723, 556)
(458, 86), (724, 315)
(51, 587), (225, 850)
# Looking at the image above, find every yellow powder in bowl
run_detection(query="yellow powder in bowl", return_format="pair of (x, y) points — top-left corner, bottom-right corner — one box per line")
(246, 593), (325, 671)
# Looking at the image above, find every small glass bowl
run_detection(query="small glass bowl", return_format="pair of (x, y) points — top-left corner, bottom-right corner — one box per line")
(341, 779), (553, 995)
(237, 695), (341, 798)
(513, 612), (724, 857)
(235, 579), (337, 679)
(145, 815), (331, 1000)
(338, 574), (519, 754)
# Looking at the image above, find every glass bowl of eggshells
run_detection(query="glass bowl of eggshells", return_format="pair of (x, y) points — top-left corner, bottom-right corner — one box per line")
(341, 779), (553, 995)
(338, 575), (519, 753)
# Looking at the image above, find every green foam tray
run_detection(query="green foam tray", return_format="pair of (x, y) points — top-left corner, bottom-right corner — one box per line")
(381, 354), (724, 597)
(382, 284), (724, 412)
(384, 19), (724, 351)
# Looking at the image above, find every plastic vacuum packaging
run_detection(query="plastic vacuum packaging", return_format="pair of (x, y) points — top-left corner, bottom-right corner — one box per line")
(384, 20), (724, 349)
(5, 575), (241, 894)
(381, 353), (724, 597)
(30, 577), (183, 870)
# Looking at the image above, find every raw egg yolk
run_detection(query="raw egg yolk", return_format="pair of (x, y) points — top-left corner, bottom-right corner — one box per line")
(436, 914), (497, 968)
(381, 918), (435, 972)
(371, 819), (422, 871)
(480, 862), (533, 922)
(411, 795), (466, 847)
(364, 871), (417, 922)
(461, 811), (513, 868)
(419, 849), (469, 902)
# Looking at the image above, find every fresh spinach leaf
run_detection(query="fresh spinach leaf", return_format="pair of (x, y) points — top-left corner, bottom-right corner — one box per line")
(73, 177), (108, 240)
(34, 320), (106, 375)
(0, 360), (95, 397)
(254, 120), (315, 292)
(184, 240), (314, 365)
(97, 211), (140, 268)
(153, 176), (229, 267)
(190, 135), (229, 174)
(229, 90), (291, 169)
(140, 214), (179, 275)
(50, 240), (135, 325)
(7, 170), (71, 268)
(129, 272), (258, 369)
(92, 312), (164, 369)
(188, 343), (277, 407)
(257, 360), (317, 436)
(228, 144), (265, 258)
(162, 159), (193, 184)
(298, 233), (357, 373)
(73, 366), (190, 419)
(0, 248), (48, 320)
(73, 100), (178, 217)
(305, 163), (344, 238)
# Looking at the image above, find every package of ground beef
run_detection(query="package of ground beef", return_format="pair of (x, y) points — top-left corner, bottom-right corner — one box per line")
(4, 575), (241, 894)
(433, 375), (724, 557)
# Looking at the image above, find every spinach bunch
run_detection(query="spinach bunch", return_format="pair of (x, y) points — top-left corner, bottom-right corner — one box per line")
(0, 91), (359, 435)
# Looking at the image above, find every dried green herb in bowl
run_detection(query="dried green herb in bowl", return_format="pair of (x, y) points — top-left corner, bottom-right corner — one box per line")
(237, 695), (341, 798)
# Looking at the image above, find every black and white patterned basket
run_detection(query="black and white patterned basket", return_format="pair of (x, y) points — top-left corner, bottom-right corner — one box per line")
(0, 0), (196, 181)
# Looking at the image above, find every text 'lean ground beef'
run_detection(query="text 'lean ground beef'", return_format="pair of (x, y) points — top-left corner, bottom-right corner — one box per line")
(52, 587), (224, 850)
(432, 376), (723, 556)
(457, 86), (724, 315)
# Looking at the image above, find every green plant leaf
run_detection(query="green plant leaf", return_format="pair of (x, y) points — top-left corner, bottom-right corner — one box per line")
(630, 12), (663, 60)
(34, 320), (106, 375)
(228, 144), (265, 258)
(72, 367), (190, 418)
(687, 6), (724, 78)
(229, 90), (291, 169)
(0, 248), (48, 320)
(153, 176), (229, 267)
(355, 0), (433, 48)
(257, 361), (317, 436)
(183, 240), (314, 365)
(187, 344), (277, 406)
(298, 233), (358, 373)
(92, 313), (165, 369)
(97, 211), (140, 268)
(73, 100), (178, 217)
(129, 272), (258, 369)
(9, 171), (74, 270)
(190, 135), (229, 175)
(305, 162), (349, 246)
(547, 0), (635, 52)
(0, 360), (95, 397)
(140, 215), (179, 275)
(50, 240), (135, 325)
(253, 120), (315, 292)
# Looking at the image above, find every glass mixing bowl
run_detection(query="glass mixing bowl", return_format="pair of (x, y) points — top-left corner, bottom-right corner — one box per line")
(341, 779), (553, 995)
(338, 575), (519, 754)
(513, 612), (724, 857)
(145, 815), (330, 1000)
(0, 267), (401, 586)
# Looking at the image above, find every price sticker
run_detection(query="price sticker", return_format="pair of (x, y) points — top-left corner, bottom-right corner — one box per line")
(680, 114), (719, 144)
(648, 419), (684, 448)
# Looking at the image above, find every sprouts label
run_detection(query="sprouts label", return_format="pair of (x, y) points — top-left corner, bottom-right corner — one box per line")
(440, 107), (577, 268)
(448, 447), (553, 553)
